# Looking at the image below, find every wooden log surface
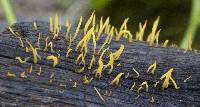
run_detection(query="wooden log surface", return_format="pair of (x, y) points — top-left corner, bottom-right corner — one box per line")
(0, 21), (199, 107)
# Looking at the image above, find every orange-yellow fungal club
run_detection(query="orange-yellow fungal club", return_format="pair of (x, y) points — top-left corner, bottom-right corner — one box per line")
(95, 60), (104, 78)
(97, 17), (110, 40)
(155, 29), (161, 47)
(15, 34), (24, 47)
(108, 26), (114, 44)
(76, 26), (94, 51)
(117, 30), (133, 42)
(98, 33), (110, 54)
(136, 20), (147, 41)
(147, 16), (160, 46)
(75, 53), (86, 66)
(29, 65), (33, 74)
(8, 27), (17, 36)
(113, 44), (125, 60)
(130, 82), (136, 91)
(65, 22), (72, 39)
(7, 71), (16, 77)
(188, 33), (192, 51)
(104, 52), (114, 74)
(66, 48), (72, 58)
(16, 56), (29, 64)
(95, 24), (99, 32)
(54, 13), (59, 35)
(99, 47), (109, 60)
(110, 72), (124, 86)
(47, 55), (58, 67)
(88, 55), (95, 69)
(72, 16), (82, 41)
(160, 68), (179, 90)
(140, 81), (149, 92)
(163, 40), (169, 47)
(78, 67), (85, 73)
(49, 17), (53, 32)
(43, 37), (55, 53)
(20, 71), (27, 78)
(83, 76), (93, 84)
(26, 39), (38, 64)
(120, 18), (129, 31)
(137, 86), (143, 93)
(84, 11), (95, 34)
(147, 61), (157, 74)
(93, 14), (96, 27)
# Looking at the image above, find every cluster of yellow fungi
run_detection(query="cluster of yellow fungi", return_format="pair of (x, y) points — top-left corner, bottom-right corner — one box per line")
(6, 11), (192, 103)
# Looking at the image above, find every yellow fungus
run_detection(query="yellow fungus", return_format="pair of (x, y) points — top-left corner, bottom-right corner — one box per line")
(15, 56), (29, 64)
(20, 71), (27, 78)
(84, 11), (95, 34)
(25, 47), (30, 52)
(136, 20), (147, 41)
(76, 26), (94, 51)
(98, 33), (110, 54)
(54, 13), (59, 36)
(65, 23), (72, 40)
(33, 21), (37, 30)
(117, 63), (121, 66)
(137, 86), (143, 93)
(72, 16), (82, 41)
(160, 68), (179, 90)
(93, 14), (96, 27)
(116, 30), (133, 42)
(26, 39), (38, 64)
(188, 33), (192, 51)
(140, 81), (148, 92)
(7, 71), (16, 77)
(184, 75), (192, 83)
(15, 34), (24, 47)
(104, 52), (114, 74)
(78, 67), (85, 73)
(110, 72), (124, 86)
(43, 37), (55, 53)
(75, 53), (86, 66)
(95, 24), (99, 32)
(163, 40), (169, 47)
(147, 16), (160, 46)
(47, 55), (58, 67)
(8, 27), (17, 36)
(97, 17), (110, 40)
(49, 17), (53, 32)
(83, 76), (93, 84)
(29, 65), (33, 74)
(130, 82), (136, 91)
(120, 18), (129, 31)
(99, 47), (109, 60)
(113, 44), (124, 60)
(94, 87), (105, 102)
(95, 60), (104, 78)
(37, 66), (42, 75)
(88, 55), (95, 69)
(108, 26), (114, 44)
(66, 48), (72, 58)
(146, 61), (157, 74)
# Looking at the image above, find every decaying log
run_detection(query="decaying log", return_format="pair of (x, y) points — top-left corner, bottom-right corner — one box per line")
(0, 21), (199, 107)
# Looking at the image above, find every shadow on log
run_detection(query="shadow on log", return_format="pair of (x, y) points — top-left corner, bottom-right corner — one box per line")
(0, 21), (199, 107)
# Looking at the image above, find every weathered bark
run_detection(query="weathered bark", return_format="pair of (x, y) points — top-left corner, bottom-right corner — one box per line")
(0, 21), (199, 107)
